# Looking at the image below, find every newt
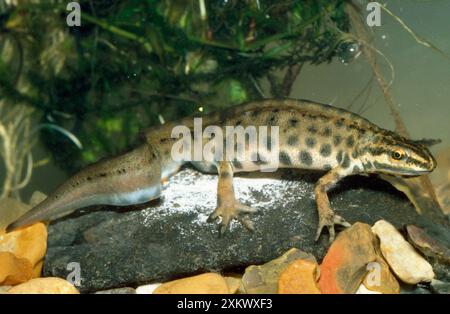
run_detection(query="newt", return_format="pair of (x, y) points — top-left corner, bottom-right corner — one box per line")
(6, 99), (437, 242)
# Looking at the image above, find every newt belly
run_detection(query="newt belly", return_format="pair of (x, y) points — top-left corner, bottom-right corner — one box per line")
(6, 99), (437, 242)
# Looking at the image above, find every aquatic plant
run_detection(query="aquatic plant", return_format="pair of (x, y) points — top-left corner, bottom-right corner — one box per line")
(0, 0), (352, 173)
(0, 101), (34, 200)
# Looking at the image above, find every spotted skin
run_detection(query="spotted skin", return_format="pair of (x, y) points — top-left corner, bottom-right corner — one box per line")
(7, 99), (437, 244)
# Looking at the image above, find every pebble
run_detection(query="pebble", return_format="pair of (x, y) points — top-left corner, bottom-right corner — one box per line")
(153, 273), (230, 294)
(224, 276), (241, 294)
(0, 251), (33, 285)
(278, 259), (321, 294)
(356, 284), (382, 294)
(362, 257), (399, 294)
(318, 223), (378, 294)
(7, 278), (79, 294)
(406, 225), (450, 263)
(242, 248), (316, 294)
(136, 283), (161, 294)
(0, 222), (48, 267)
(372, 220), (435, 284)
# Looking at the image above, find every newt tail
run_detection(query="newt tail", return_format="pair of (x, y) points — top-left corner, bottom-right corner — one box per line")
(6, 144), (161, 232)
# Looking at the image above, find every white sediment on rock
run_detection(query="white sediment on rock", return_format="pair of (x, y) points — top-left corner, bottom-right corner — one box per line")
(140, 168), (310, 230)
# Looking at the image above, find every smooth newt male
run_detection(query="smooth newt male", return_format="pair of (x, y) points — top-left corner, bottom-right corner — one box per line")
(6, 99), (437, 242)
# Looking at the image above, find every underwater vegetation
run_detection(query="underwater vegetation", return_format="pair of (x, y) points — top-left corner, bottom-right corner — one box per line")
(0, 0), (352, 175)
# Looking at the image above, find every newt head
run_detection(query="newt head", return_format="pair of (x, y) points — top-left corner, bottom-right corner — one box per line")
(361, 131), (437, 176)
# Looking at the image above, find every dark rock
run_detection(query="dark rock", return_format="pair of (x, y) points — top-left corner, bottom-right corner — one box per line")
(94, 287), (136, 294)
(400, 284), (432, 294)
(406, 225), (450, 264)
(430, 279), (450, 294)
(429, 260), (450, 283)
(405, 224), (450, 283)
(43, 168), (450, 292)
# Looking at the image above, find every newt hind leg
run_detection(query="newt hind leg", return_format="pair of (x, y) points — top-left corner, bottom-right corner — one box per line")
(207, 161), (257, 235)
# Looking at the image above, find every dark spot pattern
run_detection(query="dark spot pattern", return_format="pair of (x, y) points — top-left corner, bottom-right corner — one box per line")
(116, 168), (127, 175)
(320, 144), (332, 157)
(251, 110), (261, 118)
(335, 118), (345, 128)
(289, 119), (298, 127)
(322, 127), (332, 137)
(351, 150), (359, 159)
(300, 151), (313, 166)
(279, 152), (292, 165)
(307, 125), (318, 134)
(346, 135), (355, 148)
(341, 153), (351, 168)
(287, 135), (299, 146)
(333, 135), (342, 146)
(306, 137), (316, 148)
(267, 115), (277, 126)
(323, 164), (332, 171)
(336, 151), (343, 164)
(353, 165), (361, 173)
(233, 160), (242, 169)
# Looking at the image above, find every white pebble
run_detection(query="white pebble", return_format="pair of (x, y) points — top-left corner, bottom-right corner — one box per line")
(372, 220), (434, 284)
(136, 283), (161, 294)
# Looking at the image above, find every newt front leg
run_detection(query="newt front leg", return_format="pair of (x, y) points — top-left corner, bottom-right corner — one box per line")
(314, 167), (352, 243)
(207, 161), (256, 234)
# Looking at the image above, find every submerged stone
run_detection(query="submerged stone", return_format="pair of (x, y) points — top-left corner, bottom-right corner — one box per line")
(278, 259), (321, 294)
(406, 225), (450, 264)
(7, 277), (79, 294)
(241, 248), (316, 294)
(363, 256), (400, 294)
(430, 279), (450, 294)
(153, 273), (229, 294)
(0, 252), (33, 286)
(0, 222), (47, 268)
(318, 223), (378, 294)
(372, 220), (435, 284)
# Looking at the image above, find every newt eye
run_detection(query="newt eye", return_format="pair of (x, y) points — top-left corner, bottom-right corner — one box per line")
(391, 149), (405, 160)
